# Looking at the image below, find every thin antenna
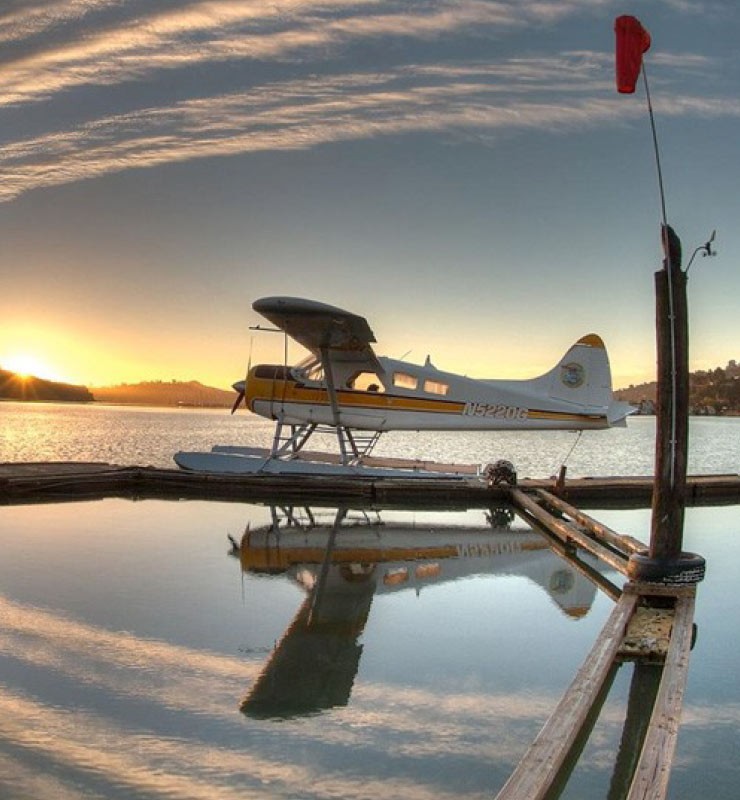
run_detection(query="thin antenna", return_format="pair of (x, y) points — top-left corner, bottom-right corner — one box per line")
(642, 63), (669, 230)
(642, 62), (678, 490)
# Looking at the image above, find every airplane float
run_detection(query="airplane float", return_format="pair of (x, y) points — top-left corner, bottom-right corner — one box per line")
(174, 296), (634, 477)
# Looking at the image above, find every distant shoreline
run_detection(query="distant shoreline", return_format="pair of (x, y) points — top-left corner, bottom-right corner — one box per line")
(1, 397), (231, 409)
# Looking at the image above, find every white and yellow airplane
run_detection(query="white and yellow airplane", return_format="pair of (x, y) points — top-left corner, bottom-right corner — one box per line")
(174, 296), (633, 476)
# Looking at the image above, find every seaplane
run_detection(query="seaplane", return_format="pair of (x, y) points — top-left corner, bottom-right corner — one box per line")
(174, 296), (634, 477)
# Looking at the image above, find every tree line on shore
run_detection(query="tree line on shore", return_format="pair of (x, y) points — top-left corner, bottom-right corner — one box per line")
(4, 361), (739, 414)
(0, 369), (94, 402)
(0, 371), (233, 407)
(616, 360), (740, 415)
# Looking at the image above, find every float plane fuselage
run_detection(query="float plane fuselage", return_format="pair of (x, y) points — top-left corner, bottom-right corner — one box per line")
(174, 296), (633, 475)
(236, 296), (633, 433)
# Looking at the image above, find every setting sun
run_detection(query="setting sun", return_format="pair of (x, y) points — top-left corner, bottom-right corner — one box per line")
(1, 353), (60, 382)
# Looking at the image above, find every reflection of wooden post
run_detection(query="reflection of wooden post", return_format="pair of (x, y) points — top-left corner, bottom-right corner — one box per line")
(629, 227), (704, 584)
(607, 663), (662, 800)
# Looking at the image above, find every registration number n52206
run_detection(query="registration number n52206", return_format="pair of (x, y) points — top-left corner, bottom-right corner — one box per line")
(462, 402), (528, 420)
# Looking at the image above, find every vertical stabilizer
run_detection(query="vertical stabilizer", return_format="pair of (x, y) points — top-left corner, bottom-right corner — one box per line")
(546, 334), (614, 410)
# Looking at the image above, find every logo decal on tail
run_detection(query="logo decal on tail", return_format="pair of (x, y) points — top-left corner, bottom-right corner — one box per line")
(561, 363), (585, 389)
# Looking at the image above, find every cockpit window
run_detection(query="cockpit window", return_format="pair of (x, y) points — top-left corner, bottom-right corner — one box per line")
(254, 365), (292, 380)
(348, 371), (385, 392)
(292, 356), (323, 383)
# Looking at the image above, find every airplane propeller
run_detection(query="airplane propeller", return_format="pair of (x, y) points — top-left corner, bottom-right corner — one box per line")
(230, 382), (246, 414)
(230, 336), (253, 414)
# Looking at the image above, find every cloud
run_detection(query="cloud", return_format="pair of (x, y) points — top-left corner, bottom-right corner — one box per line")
(0, 1), (732, 201)
(0, 1), (712, 107)
(2, 56), (738, 202)
(0, 0), (521, 103)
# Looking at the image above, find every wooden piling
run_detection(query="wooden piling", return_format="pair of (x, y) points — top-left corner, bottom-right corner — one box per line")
(650, 228), (689, 559)
(630, 227), (706, 584)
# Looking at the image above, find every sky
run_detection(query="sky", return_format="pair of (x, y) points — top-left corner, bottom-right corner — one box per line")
(0, 0), (738, 391)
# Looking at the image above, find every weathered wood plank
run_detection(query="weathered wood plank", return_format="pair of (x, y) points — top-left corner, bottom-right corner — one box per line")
(0, 463), (739, 507)
(536, 489), (649, 556)
(495, 592), (639, 800)
(510, 488), (630, 575)
(626, 592), (696, 800)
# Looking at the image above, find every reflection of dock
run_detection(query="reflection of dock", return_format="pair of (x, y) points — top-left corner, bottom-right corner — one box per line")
(238, 507), (600, 719)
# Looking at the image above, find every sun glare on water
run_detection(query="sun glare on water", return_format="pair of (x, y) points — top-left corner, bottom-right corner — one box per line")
(1, 353), (61, 381)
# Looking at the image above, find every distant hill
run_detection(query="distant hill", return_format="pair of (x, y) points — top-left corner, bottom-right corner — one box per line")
(91, 380), (234, 407)
(0, 369), (94, 402)
(616, 360), (740, 415)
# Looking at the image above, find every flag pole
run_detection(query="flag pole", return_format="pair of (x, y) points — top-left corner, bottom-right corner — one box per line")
(614, 16), (704, 583)
(641, 61), (678, 494)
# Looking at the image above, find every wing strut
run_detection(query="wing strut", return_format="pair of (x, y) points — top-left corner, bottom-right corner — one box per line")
(319, 345), (350, 464)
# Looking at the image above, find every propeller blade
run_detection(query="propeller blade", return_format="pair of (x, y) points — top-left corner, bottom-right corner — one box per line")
(230, 339), (253, 415)
(230, 389), (245, 415)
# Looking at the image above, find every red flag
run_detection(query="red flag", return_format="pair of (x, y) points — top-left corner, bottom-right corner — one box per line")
(615, 15), (651, 94)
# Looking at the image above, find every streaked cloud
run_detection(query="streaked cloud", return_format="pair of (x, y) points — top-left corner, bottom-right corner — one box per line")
(0, 0), (732, 202)
(2, 57), (735, 202)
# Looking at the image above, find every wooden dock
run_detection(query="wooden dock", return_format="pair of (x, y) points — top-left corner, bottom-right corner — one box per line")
(493, 583), (696, 800)
(1, 461), (739, 507)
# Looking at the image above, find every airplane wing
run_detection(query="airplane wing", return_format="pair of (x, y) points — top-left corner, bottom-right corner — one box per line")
(253, 296), (384, 371)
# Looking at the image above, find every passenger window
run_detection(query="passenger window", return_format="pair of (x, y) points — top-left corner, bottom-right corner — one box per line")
(393, 372), (418, 390)
(423, 379), (449, 395)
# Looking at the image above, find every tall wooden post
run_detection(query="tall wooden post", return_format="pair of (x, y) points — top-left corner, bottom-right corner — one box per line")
(650, 226), (689, 558)
(629, 226), (705, 584)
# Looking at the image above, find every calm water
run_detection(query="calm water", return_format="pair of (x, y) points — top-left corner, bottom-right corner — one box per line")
(1, 400), (739, 476)
(1, 403), (739, 799)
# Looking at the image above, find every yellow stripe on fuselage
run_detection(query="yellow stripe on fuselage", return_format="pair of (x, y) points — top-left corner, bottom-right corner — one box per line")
(246, 376), (606, 423)
(527, 410), (607, 423)
(246, 376), (465, 415)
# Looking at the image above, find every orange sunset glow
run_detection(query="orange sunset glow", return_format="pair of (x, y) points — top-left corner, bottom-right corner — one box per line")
(1, 352), (60, 382)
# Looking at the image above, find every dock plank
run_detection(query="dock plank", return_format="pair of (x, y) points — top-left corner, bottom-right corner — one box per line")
(510, 488), (631, 575)
(536, 489), (649, 556)
(1, 463), (739, 507)
(626, 592), (697, 800)
(495, 592), (639, 800)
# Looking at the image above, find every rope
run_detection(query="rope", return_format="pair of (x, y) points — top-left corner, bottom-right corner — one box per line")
(556, 429), (583, 475)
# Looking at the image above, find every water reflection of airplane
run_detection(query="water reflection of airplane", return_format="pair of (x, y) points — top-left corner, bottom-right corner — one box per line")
(237, 506), (599, 719)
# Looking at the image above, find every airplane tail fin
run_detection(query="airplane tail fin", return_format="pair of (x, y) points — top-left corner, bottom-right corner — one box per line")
(537, 334), (635, 426)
